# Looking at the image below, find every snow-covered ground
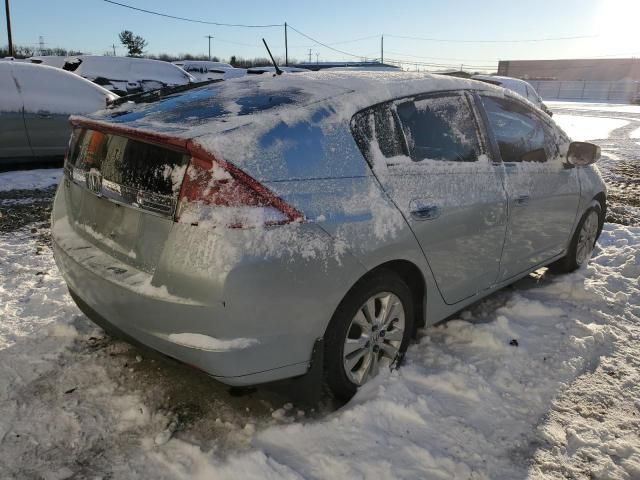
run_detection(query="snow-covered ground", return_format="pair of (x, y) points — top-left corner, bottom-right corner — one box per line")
(553, 115), (628, 142)
(0, 102), (639, 479)
(546, 101), (640, 115)
(0, 168), (62, 192)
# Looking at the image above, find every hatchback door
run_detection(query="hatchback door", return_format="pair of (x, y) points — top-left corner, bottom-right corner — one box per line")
(352, 91), (508, 305)
(477, 94), (580, 280)
(0, 64), (32, 160)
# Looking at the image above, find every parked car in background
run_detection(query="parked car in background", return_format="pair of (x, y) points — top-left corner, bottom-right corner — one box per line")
(471, 74), (553, 116)
(52, 72), (605, 400)
(172, 60), (246, 81)
(63, 56), (195, 96)
(0, 62), (117, 164)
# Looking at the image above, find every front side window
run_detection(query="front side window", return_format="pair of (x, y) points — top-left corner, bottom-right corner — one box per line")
(480, 95), (554, 163)
(395, 94), (481, 162)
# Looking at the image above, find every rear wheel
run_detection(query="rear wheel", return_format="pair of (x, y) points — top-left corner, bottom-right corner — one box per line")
(324, 270), (414, 400)
(550, 204), (602, 273)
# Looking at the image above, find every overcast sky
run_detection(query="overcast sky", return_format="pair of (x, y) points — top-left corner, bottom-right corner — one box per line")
(3, 0), (639, 69)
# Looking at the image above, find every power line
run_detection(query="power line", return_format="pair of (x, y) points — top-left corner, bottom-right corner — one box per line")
(102, 0), (283, 28)
(385, 51), (497, 67)
(286, 24), (368, 59)
(385, 50), (499, 63)
(384, 33), (598, 43)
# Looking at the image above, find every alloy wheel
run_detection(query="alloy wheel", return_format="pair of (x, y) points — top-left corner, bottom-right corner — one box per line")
(576, 210), (599, 266)
(342, 292), (405, 386)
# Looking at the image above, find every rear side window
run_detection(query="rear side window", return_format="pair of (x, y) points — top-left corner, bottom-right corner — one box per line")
(351, 103), (405, 162)
(395, 95), (481, 162)
(481, 95), (556, 163)
(351, 92), (482, 165)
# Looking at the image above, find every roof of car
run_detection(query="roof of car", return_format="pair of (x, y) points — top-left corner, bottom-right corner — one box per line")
(79, 70), (502, 141)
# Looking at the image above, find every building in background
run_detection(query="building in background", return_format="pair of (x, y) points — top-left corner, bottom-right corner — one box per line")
(497, 58), (640, 103)
(498, 58), (640, 82)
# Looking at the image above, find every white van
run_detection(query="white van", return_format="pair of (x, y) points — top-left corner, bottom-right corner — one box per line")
(64, 56), (195, 96)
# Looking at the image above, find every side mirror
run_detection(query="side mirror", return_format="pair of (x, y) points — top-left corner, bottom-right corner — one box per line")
(567, 141), (600, 166)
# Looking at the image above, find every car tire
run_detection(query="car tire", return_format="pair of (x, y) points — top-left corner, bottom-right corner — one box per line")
(550, 203), (602, 273)
(324, 269), (414, 401)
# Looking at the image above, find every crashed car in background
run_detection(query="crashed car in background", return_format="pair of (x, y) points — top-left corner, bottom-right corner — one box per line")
(0, 62), (117, 164)
(63, 55), (195, 96)
(172, 60), (247, 81)
(471, 74), (553, 116)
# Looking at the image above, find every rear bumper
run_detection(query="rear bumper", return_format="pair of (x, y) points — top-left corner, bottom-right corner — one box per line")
(53, 237), (311, 385)
(51, 183), (366, 386)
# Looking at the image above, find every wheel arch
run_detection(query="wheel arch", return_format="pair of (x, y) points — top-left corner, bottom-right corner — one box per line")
(332, 259), (427, 337)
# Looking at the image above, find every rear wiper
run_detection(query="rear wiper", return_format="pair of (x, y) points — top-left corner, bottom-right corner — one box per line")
(107, 79), (223, 108)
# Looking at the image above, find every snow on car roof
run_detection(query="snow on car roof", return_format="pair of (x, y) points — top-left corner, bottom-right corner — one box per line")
(173, 60), (234, 69)
(72, 71), (502, 176)
(84, 70), (498, 129)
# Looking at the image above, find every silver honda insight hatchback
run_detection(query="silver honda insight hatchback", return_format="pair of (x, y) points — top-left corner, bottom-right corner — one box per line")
(52, 72), (606, 399)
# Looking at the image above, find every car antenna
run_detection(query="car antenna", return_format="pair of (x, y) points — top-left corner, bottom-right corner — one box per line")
(262, 38), (283, 75)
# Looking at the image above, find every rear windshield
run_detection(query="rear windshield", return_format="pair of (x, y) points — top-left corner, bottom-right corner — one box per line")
(106, 81), (310, 126)
(66, 128), (189, 216)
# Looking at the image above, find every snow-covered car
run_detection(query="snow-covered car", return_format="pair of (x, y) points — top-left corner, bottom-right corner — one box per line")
(28, 55), (68, 69)
(246, 66), (309, 74)
(63, 56), (195, 96)
(472, 75), (552, 116)
(51, 72), (606, 400)
(0, 62), (117, 164)
(326, 65), (401, 72)
(172, 60), (247, 81)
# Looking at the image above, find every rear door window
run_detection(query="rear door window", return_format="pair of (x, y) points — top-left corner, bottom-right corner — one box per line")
(351, 92), (483, 165)
(480, 95), (556, 163)
(395, 94), (481, 162)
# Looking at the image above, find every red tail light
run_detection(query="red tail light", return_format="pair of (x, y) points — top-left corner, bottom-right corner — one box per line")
(176, 142), (304, 228)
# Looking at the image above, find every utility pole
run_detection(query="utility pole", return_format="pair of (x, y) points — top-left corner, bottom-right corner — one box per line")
(284, 22), (288, 66)
(205, 35), (214, 61)
(5, 0), (13, 57)
(315, 52), (319, 64)
(380, 34), (384, 64)
(308, 48), (312, 63)
(112, 44), (116, 56)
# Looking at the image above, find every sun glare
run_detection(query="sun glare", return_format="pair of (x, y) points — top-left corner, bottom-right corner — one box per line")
(596, 0), (640, 52)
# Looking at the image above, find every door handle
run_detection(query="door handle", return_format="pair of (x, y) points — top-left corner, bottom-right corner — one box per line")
(410, 205), (440, 220)
(514, 195), (530, 206)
